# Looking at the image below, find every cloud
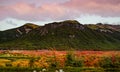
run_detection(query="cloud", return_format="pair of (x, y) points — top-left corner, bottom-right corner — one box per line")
(6, 20), (17, 26)
(0, 0), (120, 22)
(0, 0), (69, 6)
(0, 1), (79, 21)
(0, 18), (54, 31)
(63, 0), (120, 17)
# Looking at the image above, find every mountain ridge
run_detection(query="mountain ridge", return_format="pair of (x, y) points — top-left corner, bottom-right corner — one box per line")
(0, 20), (120, 50)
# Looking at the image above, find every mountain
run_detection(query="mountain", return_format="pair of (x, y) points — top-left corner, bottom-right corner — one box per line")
(0, 20), (120, 50)
(0, 23), (39, 42)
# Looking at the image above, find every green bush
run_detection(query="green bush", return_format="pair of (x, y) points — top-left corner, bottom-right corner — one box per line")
(99, 56), (120, 68)
(65, 51), (83, 67)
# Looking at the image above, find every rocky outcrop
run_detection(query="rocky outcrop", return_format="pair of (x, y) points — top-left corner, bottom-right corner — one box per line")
(15, 23), (39, 36)
(37, 20), (85, 35)
(44, 20), (84, 30)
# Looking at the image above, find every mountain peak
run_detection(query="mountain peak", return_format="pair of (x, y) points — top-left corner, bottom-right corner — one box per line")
(62, 20), (80, 24)
(14, 23), (39, 36)
(44, 20), (82, 29)
(36, 20), (84, 36)
(22, 23), (39, 29)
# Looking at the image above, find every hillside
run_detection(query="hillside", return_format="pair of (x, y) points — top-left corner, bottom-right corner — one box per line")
(0, 20), (120, 50)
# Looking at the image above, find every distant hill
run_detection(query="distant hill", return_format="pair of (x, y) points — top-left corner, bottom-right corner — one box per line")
(0, 20), (120, 50)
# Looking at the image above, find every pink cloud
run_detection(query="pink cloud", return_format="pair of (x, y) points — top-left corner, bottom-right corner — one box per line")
(63, 0), (120, 16)
(0, 0), (120, 21)
(0, 3), (60, 20)
(0, 1), (78, 21)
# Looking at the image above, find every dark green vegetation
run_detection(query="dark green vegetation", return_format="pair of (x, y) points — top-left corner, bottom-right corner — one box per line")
(1, 67), (120, 72)
(0, 20), (120, 50)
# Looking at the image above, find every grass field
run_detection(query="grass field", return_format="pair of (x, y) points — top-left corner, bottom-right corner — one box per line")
(0, 50), (120, 72)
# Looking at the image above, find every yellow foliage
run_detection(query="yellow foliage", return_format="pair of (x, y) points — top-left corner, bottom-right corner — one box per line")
(0, 63), (6, 67)
(0, 59), (11, 67)
(0, 59), (11, 63)
(12, 59), (29, 67)
(33, 57), (49, 68)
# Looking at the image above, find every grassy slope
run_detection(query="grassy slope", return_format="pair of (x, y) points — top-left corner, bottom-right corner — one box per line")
(1, 24), (120, 50)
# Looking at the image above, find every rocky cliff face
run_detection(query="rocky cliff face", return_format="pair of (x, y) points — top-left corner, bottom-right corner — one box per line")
(36, 20), (85, 36)
(44, 20), (84, 29)
(87, 23), (120, 33)
(16, 23), (39, 37)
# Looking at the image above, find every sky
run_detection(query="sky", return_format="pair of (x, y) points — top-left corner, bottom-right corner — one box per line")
(0, 0), (120, 30)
